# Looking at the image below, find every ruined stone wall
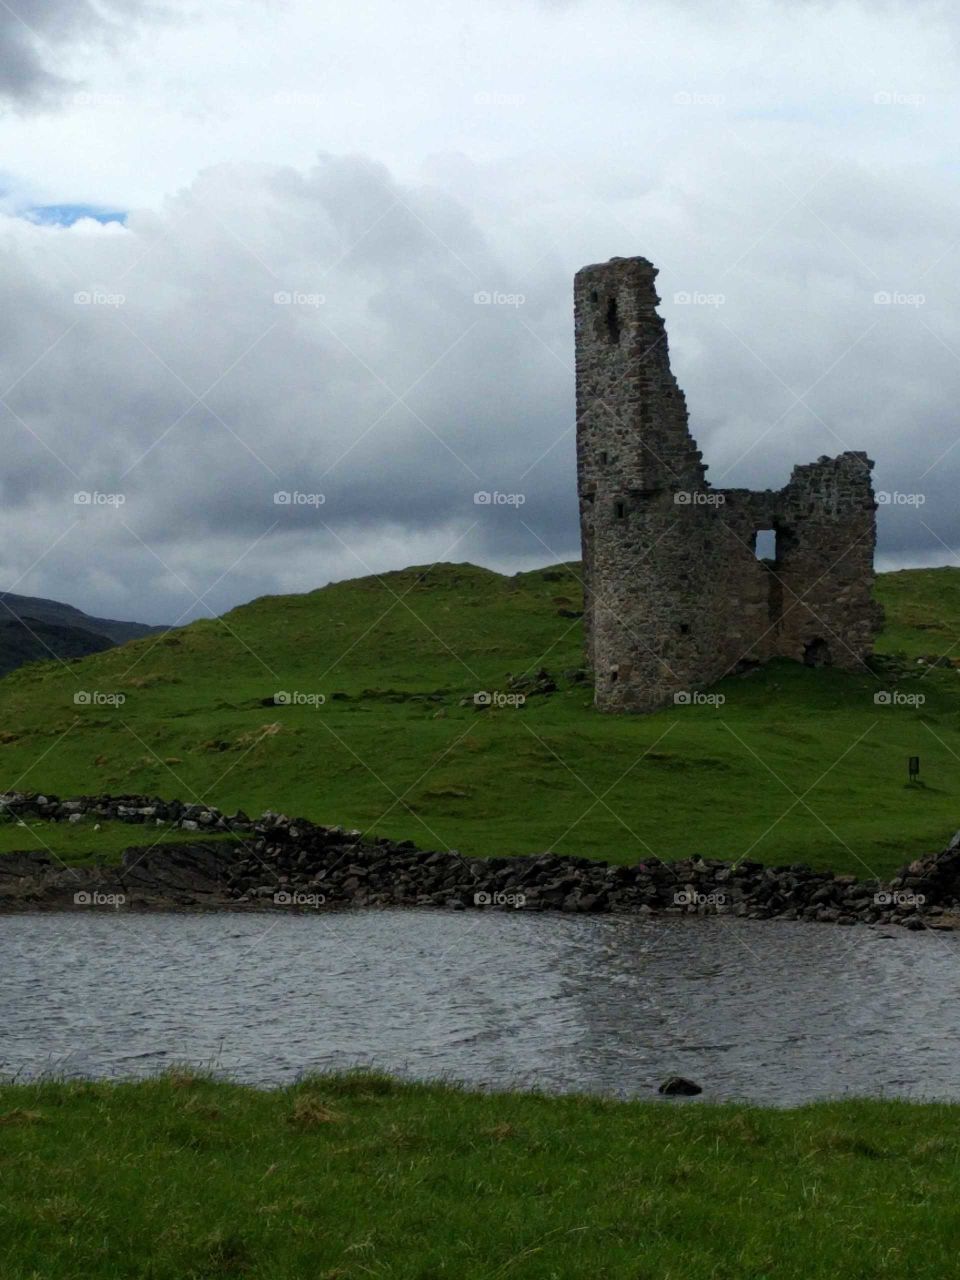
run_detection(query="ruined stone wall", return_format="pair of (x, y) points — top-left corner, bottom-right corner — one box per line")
(574, 255), (882, 713)
(768, 454), (882, 667)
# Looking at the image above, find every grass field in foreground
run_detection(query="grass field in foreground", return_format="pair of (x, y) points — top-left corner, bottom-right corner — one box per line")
(0, 562), (959, 878)
(1, 1072), (959, 1279)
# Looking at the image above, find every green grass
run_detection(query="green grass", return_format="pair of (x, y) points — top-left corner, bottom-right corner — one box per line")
(1, 561), (959, 879)
(1, 1071), (959, 1278)
(0, 818), (238, 866)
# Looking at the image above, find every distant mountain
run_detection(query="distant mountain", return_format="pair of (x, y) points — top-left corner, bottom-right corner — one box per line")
(0, 593), (168, 677)
(0, 617), (116, 677)
(0, 593), (165, 645)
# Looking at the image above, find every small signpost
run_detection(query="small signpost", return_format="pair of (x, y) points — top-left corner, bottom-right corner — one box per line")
(909, 755), (920, 782)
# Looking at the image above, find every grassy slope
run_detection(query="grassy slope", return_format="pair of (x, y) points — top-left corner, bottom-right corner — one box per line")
(2, 1072), (960, 1279)
(0, 820), (237, 865)
(0, 562), (958, 879)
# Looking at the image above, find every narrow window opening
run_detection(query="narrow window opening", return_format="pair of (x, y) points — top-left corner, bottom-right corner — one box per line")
(679, 623), (690, 635)
(755, 528), (777, 561)
(609, 667), (619, 683)
(599, 450), (608, 465)
(614, 499), (626, 519)
(605, 296), (621, 345)
(590, 289), (599, 303)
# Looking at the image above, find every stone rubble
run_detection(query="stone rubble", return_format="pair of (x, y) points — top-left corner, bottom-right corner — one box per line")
(0, 790), (957, 928)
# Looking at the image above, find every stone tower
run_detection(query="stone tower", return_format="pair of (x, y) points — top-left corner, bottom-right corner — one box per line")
(575, 255), (882, 713)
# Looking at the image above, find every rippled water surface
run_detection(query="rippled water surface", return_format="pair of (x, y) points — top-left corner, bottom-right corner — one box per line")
(3, 910), (960, 1104)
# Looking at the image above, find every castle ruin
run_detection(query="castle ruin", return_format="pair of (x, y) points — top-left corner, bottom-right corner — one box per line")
(575, 255), (882, 713)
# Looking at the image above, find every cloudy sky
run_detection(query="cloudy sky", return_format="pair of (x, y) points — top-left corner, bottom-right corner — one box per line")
(0, 0), (957, 624)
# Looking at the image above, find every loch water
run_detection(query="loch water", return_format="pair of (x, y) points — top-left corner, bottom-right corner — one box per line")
(3, 909), (958, 1104)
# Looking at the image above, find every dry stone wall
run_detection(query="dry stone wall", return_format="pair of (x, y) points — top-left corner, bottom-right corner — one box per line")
(0, 790), (956, 929)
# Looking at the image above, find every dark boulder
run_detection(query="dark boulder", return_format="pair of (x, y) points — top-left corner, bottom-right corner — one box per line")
(658, 1076), (702, 1097)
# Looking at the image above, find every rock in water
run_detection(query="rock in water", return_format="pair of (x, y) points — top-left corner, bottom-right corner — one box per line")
(658, 1076), (702, 1097)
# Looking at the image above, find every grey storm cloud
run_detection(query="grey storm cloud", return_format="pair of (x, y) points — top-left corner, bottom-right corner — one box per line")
(0, 154), (577, 622)
(0, 0), (163, 105)
(2, 142), (960, 623)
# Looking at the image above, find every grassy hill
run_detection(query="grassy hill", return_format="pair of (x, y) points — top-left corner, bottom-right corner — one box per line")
(0, 562), (958, 879)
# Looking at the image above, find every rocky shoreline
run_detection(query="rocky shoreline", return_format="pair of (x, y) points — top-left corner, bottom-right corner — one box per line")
(1, 790), (959, 929)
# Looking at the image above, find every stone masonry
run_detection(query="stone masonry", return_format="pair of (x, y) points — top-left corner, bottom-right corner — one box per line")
(575, 256), (883, 712)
